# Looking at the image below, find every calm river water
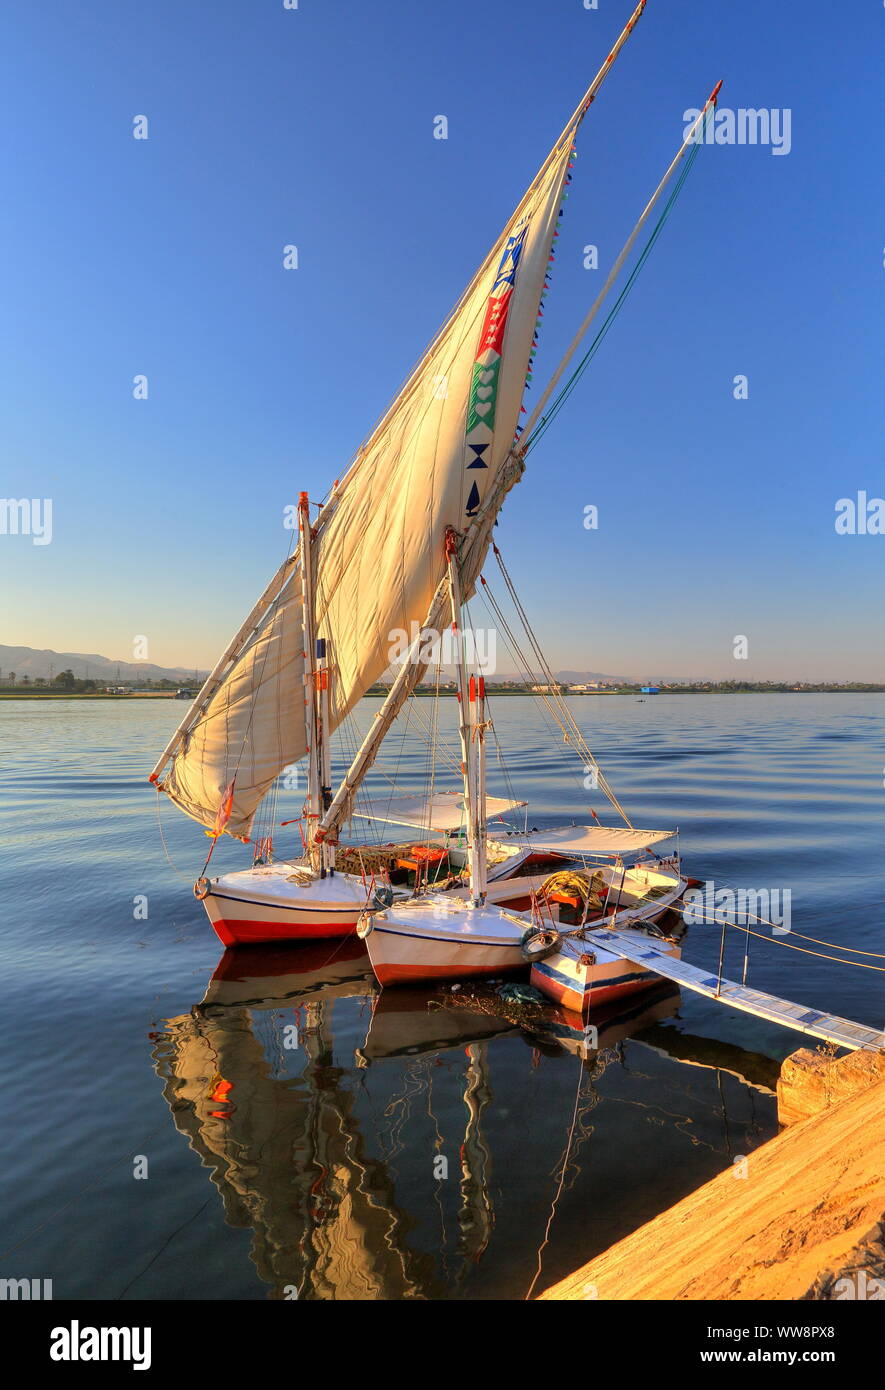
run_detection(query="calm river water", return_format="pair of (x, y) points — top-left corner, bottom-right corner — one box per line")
(1, 694), (883, 1299)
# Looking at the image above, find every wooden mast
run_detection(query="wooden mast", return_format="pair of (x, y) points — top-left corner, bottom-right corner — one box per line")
(316, 635), (335, 876)
(314, 458), (522, 850)
(446, 531), (486, 908)
(298, 491), (322, 872)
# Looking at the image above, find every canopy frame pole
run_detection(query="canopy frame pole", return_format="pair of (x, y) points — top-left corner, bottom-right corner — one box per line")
(299, 491), (322, 870)
(148, 550), (299, 784)
(520, 78), (723, 446)
(447, 534), (485, 908)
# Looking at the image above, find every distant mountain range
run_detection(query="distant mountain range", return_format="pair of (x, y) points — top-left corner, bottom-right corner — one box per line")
(553, 670), (631, 684)
(0, 644), (696, 688)
(0, 645), (207, 684)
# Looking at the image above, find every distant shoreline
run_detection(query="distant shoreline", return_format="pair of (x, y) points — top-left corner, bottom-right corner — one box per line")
(0, 691), (189, 700)
(2, 686), (884, 701)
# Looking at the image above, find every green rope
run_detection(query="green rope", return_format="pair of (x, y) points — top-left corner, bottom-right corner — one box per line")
(524, 139), (702, 454)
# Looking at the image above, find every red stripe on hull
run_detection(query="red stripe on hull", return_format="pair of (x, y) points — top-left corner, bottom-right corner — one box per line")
(210, 916), (360, 947)
(539, 974), (659, 1013)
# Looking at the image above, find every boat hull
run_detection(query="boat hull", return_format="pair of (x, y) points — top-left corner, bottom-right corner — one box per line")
(200, 864), (371, 947)
(204, 898), (363, 947)
(198, 846), (551, 948)
(362, 896), (529, 986)
(531, 929), (682, 1013)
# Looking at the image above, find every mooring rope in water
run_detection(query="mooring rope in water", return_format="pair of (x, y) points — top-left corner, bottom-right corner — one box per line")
(524, 1050), (587, 1300)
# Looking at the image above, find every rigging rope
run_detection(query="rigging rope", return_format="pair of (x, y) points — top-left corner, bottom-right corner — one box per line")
(480, 546), (631, 825)
(686, 907), (885, 973)
(523, 139), (702, 455)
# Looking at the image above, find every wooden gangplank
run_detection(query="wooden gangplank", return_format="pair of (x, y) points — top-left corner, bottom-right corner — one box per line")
(589, 928), (885, 1053)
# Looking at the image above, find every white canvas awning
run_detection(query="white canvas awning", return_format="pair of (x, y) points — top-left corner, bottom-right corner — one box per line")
(353, 790), (526, 833)
(487, 826), (675, 856)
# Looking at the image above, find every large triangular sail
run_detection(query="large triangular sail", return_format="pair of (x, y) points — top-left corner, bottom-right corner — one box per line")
(150, 3), (649, 841)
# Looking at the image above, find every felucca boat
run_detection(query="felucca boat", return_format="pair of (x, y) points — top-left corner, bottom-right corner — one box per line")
(358, 666), (689, 986)
(148, 2), (712, 962)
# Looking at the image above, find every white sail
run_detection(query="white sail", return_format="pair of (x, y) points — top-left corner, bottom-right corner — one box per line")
(156, 133), (574, 840)
(312, 135), (572, 725)
(159, 568), (306, 839)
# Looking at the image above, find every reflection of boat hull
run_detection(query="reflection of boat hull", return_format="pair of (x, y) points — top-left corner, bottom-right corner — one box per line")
(533, 980), (682, 1055)
(360, 988), (517, 1061)
(205, 938), (372, 1004)
(532, 928), (683, 1013)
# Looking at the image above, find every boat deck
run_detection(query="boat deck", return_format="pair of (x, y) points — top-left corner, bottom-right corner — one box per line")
(588, 928), (885, 1053)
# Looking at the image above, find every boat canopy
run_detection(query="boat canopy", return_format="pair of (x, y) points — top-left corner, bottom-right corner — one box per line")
(488, 826), (675, 856)
(352, 790), (526, 833)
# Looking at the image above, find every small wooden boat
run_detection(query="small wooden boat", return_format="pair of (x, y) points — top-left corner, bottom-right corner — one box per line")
(361, 845), (687, 986)
(531, 926), (682, 1012)
(360, 896), (531, 986)
(197, 862), (377, 946)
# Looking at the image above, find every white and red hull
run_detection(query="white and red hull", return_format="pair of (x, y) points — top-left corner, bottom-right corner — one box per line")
(362, 864), (687, 989)
(531, 928), (682, 1012)
(197, 848), (553, 948)
(200, 863), (371, 947)
(361, 896), (530, 986)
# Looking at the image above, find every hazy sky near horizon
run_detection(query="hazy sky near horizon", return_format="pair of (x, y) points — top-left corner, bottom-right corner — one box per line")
(1, 0), (883, 681)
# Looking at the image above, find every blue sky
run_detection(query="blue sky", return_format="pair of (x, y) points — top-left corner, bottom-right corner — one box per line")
(1, 0), (883, 680)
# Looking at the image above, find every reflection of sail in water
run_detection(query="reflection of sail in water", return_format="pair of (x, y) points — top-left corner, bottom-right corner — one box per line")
(458, 1043), (494, 1270)
(361, 991), (505, 1283)
(152, 950), (775, 1300)
(153, 943), (439, 1299)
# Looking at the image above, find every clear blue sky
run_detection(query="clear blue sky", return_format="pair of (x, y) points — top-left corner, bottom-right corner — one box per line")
(1, 0), (883, 680)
